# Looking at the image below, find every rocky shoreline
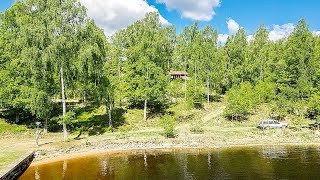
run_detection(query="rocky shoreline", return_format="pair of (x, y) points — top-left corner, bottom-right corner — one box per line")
(33, 135), (320, 165)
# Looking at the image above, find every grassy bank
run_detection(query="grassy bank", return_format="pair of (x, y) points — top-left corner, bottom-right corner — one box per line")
(1, 101), (320, 171)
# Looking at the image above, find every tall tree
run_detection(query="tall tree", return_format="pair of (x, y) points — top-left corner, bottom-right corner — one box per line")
(224, 28), (248, 88)
(121, 12), (170, 120)
(247, 25), (270, 83)
(277, 19), (314, 101)
(0, 0), (108, 140)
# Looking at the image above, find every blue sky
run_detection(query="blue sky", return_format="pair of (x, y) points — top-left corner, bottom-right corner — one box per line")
(147, 0), (320, 35)
(1, 0), (320, 41)
(0, 0), (13, 12)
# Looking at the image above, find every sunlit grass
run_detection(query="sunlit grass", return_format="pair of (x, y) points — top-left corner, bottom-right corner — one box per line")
(0, 119), (29, 134)
(0, 150), (27, 172)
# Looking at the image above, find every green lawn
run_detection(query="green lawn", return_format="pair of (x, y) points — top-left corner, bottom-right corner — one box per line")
(0, 149), (28, 173)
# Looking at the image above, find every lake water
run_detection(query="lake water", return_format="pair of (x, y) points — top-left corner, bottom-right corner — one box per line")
(20, 146), (320, 179)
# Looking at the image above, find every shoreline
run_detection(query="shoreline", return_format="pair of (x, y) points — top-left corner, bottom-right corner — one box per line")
(31, 141), (320, 166)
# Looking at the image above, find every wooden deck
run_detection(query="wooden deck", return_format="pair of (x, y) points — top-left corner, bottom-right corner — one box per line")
(0, 151), (34, 180)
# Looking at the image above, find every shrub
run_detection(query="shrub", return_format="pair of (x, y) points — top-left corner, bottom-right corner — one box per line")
(307, 92), (320, 119)
(186, 81), (205, 109)
(225, 82), (255, 120)
(159, 115), (176, 138)
(88, 126), (105, 136)
(0, 119), (28, 134)
(254, 80), (276, 104)
(167, 80), (186, 100)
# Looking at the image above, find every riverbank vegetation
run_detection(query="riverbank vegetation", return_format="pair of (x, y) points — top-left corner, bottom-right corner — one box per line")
(1, 0), (320, 163)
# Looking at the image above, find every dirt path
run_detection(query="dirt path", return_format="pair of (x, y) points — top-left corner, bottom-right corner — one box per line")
(202, 105), (226, 124)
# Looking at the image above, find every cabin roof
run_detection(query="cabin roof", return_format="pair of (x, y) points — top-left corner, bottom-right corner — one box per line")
(169, 71), (188, 75)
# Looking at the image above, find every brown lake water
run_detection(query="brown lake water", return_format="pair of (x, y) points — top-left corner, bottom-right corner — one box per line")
(20, 146), (320, 180)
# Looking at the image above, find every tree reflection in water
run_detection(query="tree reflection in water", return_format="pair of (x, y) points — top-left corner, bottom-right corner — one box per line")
(20, 146), (320, 180)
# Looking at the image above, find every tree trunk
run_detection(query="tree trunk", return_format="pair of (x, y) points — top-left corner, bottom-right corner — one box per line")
(184, 58), (187, 101)
(184, 78), (187, 101)
(43, 118), (48, 134)
(143, 99), (147, 121)
(15, 113), (19, 123)
(108, 102), (112, 127)
(118, 64), (122, 107)
(83, 91), (87, 107)
(60, 67), (68, 141)
(207, 77), (210, 103)
(194, 61), (197, 85)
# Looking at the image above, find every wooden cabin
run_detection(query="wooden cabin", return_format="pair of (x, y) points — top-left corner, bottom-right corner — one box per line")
(169, 71), (189, 80)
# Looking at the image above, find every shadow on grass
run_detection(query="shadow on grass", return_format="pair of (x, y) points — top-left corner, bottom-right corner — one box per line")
(73, 107), (126, 135)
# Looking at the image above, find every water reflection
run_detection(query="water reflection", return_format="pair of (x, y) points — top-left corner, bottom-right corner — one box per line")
(207, 153), (211, 169)
(62, 160), (67, 179)
(260, 146), (288, 159)
(20, 146), (320, 180)
(144, 153), (148, 168)
(99, 157), (108, 177)
(34, 166), (40, 180)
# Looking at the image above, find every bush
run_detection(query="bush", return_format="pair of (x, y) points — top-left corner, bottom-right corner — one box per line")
(225, 82), (255, 120)
(254, 80), (276, 104)
(88, 126), (105, 136)
(307, 92), (320, 119)
(270, 95), (295, 120)
(167, 80), (186, 100)
(187, 81), (205, 109)
(0, 119), (28, 134)
(159, 115), (176, 138)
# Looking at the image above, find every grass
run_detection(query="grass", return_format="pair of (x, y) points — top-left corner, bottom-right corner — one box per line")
(0, 149), (27, 172)
(2, 100), (320, 172)
(0, 119), (29, 134)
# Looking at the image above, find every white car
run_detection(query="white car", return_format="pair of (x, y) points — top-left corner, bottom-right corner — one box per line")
(257, 119), (288, 129)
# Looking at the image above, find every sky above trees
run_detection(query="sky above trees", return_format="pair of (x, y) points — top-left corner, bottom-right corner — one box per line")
(1, 0), (320, 43)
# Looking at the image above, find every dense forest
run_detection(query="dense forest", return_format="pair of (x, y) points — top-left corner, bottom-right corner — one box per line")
(1, 0), (320, 139)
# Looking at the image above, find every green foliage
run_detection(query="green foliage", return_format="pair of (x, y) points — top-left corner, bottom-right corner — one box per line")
(88, 126), (105, 136)
(0, 0), (108, 130)
(58, 111), (76, 125)
(1, 0), (320, 133)
(187, 81), (205, 108)
(225, 82), (255, 120)
(167, 80), (185, 100)
(224, 28), (248, 86)
(307, 92), (320, 119)
(159, 115), (176, 138)
(254, 80), (276, 104)
(0, 119), (28, 134)
(270, 96), (293, 120)
(114, 13), (171, 114)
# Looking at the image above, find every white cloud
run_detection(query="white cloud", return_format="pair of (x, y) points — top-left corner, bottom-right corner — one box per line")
(156, 0), (220, 21)
(217, 18), (240, 44)
(268, 23), (295, 41)
(247, 35), (254, 42)
(78, 0), (170, 36)
(217, 34), (229, 44)
(227, 18), (240, 35)
(313, 31), (320, 36)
